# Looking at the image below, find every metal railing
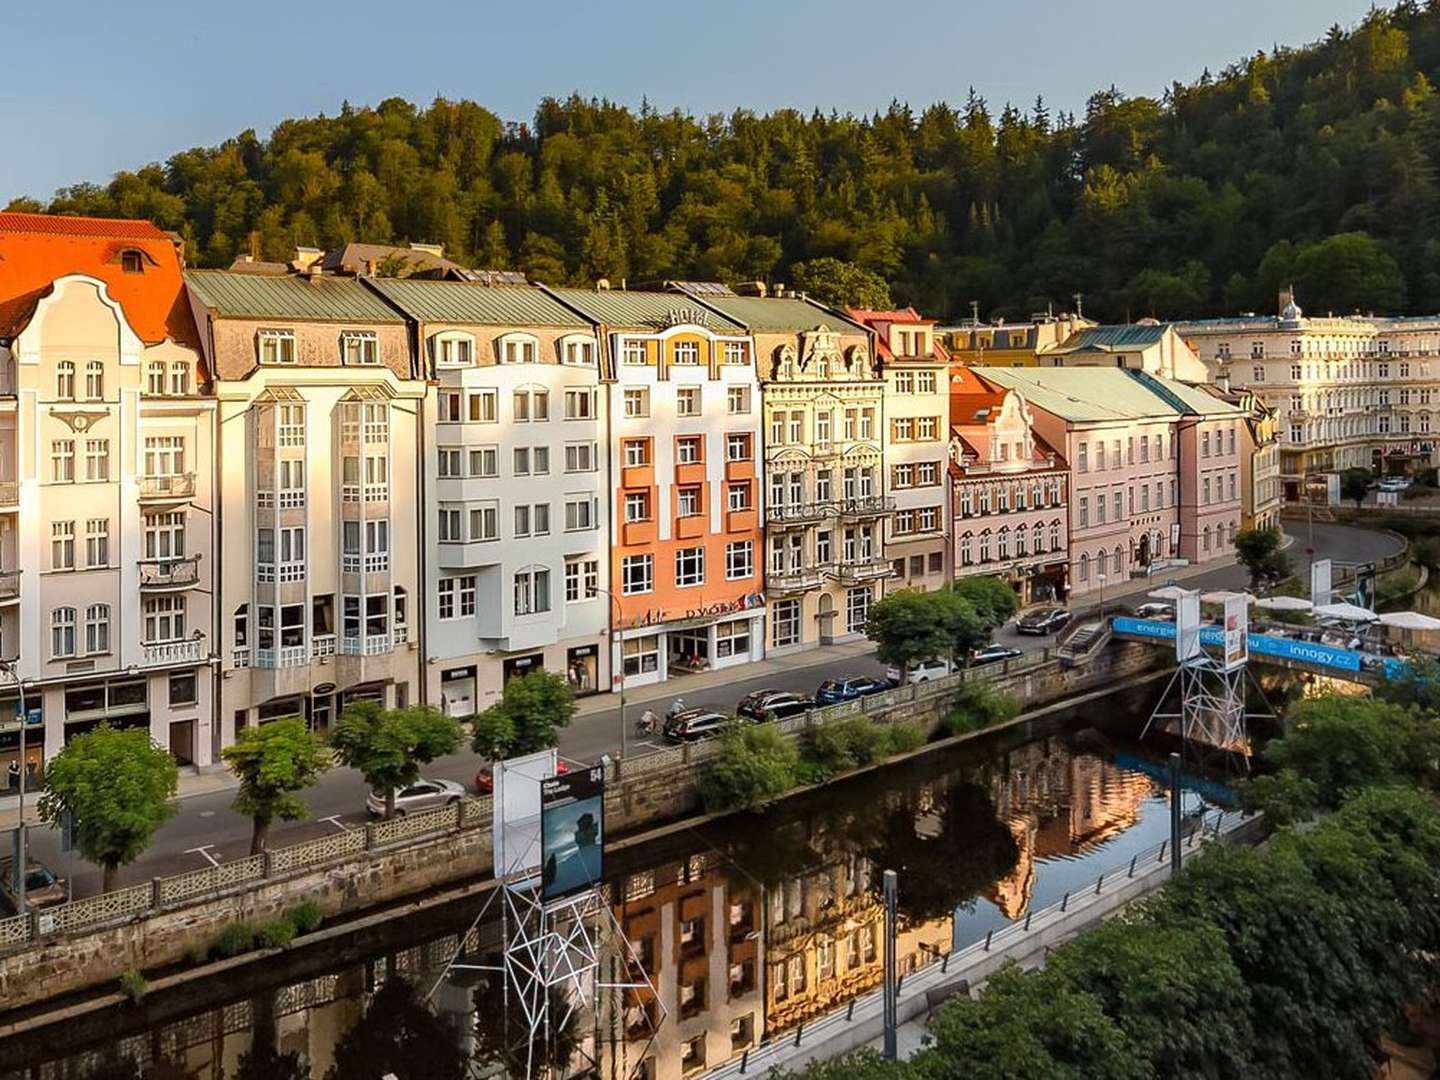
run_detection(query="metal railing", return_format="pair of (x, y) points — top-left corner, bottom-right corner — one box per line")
(136, 473), (196, 499)
(0, 569), (18, 600)
(137, 556), (200, 588)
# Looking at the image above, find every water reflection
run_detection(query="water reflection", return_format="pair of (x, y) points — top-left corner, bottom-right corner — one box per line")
(2, 729), (1217, 1080)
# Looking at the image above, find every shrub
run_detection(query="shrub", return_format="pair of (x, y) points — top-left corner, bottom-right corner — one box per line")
(806, 718), (886, 775)
(258, 918), (296, 949)
(701, 722), (799, 813)
(211, 921), (257, 958)
(947, 682), (1020, 735)
(117, 969), (147, 1004)
(881, 723), (926, 755)
(286, 901), (323, 934)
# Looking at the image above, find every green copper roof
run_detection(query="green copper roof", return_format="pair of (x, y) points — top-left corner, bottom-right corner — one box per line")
(699, 295), (861, 334)
(367, 278), (589, 327)
(1053, 323), (1169, 353)
(545, 287), (744, 332)
(185, 270), (403, 323)
(979, 367), (1243, 422)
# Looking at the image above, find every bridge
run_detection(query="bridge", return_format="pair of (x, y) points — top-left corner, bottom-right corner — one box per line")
(1110, 616), (1408, 683)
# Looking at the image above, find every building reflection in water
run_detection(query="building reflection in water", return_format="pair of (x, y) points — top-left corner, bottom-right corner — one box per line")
(4, 736), (1178, 1080)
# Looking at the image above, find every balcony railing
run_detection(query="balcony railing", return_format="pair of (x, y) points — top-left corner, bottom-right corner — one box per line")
(313, 633), (337, 657)
(256, 645), (308, 669)
(232, 646), (251, 669)
(768, 565), (826, 592)
(836, 495), (897, 518)
(0, 481), (16, 507)
(828, 558), (895, 584)
(137, 473), (195, 500)
(0, 570), (17, 601)
(342, 633), (392, 656)
(138, 556), (200, 589)
(768, 501), (829, 525)
(142, 638), (203, 666)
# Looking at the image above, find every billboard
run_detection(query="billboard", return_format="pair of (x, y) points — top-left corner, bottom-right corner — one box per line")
(1176, 591), (1203, 662)
(491, 748), (557, 880)
(541, 766), (605, 901)
(1222, 593), (1249, 672)
(1352, 563), (1377, 611)
(1310, 559), (1332, 607)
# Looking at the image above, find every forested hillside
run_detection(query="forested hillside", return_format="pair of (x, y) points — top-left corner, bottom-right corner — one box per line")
(12, 4), (1440, 321)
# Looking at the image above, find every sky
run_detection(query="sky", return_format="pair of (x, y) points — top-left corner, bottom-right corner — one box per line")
(0, 0), (1374, 204)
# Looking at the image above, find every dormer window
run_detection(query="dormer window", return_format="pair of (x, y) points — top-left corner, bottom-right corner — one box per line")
(561, 336), (595, 366)
(433, 333), (475, 369)
(341, 330), (379, 366)
(85, 361), (104, 400)
(722, 341), (748, 365)
(146, 361), (166, 395)
(500, 333), (538, 364)
(622, 340), (648, 366)
(258, 330), (296, 365)
(120, 250), (144, 274)
(169, 361), (189, 396)
(673, 341), (700, 365)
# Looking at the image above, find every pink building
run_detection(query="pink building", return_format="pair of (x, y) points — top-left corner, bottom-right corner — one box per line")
(975, 368), (1245, 597)
(949, 368), (1070, 604)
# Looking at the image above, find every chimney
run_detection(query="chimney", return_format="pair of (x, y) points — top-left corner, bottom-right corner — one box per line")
(409, 242), (445, 258)
(366, 258), (378, 277)
(732, 281), (768, 298)
(595, 278), (611, 291)
(292, 246), (323, 273)
(306, 262), (323, 283)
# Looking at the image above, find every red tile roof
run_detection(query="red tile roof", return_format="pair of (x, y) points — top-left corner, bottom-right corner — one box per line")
(0, 213), (196, 345)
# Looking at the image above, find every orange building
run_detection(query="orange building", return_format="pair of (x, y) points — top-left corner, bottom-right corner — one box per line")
(547, 289), (765, 687)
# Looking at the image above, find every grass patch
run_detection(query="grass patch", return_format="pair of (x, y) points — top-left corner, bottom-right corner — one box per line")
(117, 969), (147, 1004)
(204, 904), (325, 962)
(946, 682), (1020, 736)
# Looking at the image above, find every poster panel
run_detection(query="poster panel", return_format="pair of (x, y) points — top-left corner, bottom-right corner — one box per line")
(541, 766), (605, 901)
(1176, 591), (1203, 662)
(1222, 593), (1249, 672)
(491, 748), (557, 879)
(1310, 559), (1332, 607)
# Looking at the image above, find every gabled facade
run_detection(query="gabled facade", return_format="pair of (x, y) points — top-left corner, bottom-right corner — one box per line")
(0, 213), (216, 774)
(548, 289), (765, 688)
(186, 269), (423, 742)
(847, 308), (950, 593)
(367, 278), (611, 714)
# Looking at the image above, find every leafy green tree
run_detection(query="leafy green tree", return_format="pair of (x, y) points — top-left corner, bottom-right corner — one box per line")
(865, 589), (954, 677)
(949, 576), (1018, 631)
(789, 257), (892, 309)
(326, 977), (467, 1080)
(469, 708), (515, 761)
(331, 702), (462, 818)
(38, 724), (178, 892)
(701, 722), (798, 813)
(1340, 467), (1371, 509)
(1232, 525), (1289, 587)
(222, 717), (332, 854)
(482, 670), (575, 755)
(1234, 768), (1319, 826)
(1260, 695), (1431, 804)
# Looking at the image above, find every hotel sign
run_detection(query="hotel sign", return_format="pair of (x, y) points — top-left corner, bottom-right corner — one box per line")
(629, 592), (766, 630)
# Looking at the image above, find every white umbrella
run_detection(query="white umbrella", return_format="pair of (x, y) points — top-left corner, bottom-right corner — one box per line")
(1148, 585), (1194, 601)
(1256, 596), (1313, 612)
(1378, 611), (1440, 631)
(1201, 590), (1255, 605)
(1313, 601), (1379, 623)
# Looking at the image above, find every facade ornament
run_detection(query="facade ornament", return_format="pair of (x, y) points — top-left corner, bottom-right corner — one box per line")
(49, 409), (109, 433)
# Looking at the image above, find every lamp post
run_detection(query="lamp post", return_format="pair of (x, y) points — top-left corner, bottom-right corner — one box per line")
(1, 659), (29, 914)
(1097, 572), (1108, 626)
(590, 586), (627, 760)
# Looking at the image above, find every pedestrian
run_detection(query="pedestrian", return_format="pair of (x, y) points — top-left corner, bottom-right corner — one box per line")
(5, 759), (17, 792)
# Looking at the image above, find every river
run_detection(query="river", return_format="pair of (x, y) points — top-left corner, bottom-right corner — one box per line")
(0, 689), (1236, 1080)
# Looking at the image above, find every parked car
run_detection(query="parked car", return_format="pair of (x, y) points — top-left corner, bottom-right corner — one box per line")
(736, 690), (814, 721)
(662, 708), (731, 743)
(1015, 607), (1071, 635)
(474, 758), (568, 793)
(366, 777), (466, 816)
(1134, 602), (1175, 619)
(1379, 476), (1410, 493)
(970, 644), (1024, 667)
(815, 674), (891, 705)
(884, 658), (954, 685)
(0, 859), (66, 913)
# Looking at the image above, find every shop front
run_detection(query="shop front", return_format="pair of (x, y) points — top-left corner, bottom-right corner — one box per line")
(565, 644), (600, 697)
(502, 653), (545, 684)
(0, 703), (43, 795)
(617, 595), (766, 689)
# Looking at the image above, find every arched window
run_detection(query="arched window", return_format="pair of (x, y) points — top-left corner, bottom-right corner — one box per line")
(1203, 525), (1213, 552)
(432, 331), (476, 369)
(85, 361), (104, 400)
(997, 527), (1009, 560)
(57, 361), (75, 400)
(1033, 524), (1046, 554)
(1050, 520), (1061, 551)
(1015, 523), (1028, 556)
(51, 606), (76, 658)
(1078, 552), (1090, 583)
(146, 360), (166, 395)
(85, 604), (111, 654)
(960, 533), (973, 566)
(978, 530), (992, 562)
(559, 334), (595, 367)
(1113, 547), (1124, 576)
(498, 332), (539, 364)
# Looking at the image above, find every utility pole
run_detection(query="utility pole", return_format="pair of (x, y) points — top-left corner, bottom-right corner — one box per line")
(1169, 752), (1183, 877)
(883, 869), (899, 1061)
(2, 660), (28, 914)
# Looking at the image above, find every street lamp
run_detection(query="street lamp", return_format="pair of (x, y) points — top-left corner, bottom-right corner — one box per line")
(1097, 572), (1108, 625)
(589, 586), (628, 761)
(0, 659), (30, 914)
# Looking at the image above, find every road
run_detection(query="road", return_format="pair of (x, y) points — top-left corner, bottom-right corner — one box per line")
(6, 520), (1403, 901)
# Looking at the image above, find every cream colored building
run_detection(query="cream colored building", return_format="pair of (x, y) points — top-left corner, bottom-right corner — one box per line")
(186, 268), (423, 741)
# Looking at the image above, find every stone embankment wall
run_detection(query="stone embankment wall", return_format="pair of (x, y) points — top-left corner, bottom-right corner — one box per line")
(0, 642), (1163, 1013)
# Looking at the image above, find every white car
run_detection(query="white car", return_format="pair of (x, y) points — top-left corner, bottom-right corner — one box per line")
(885, 658), (954, 685)
(1379, 477), (1409, 493)
(366, 777), (466, 816)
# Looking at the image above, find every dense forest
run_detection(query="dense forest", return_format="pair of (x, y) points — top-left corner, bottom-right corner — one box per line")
(12, 3), (1440, 321)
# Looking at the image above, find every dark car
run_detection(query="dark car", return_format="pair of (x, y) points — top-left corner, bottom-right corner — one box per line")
(971, 644), (1023, 666)
(815, 675), (890, 705)
(0, 859), (67, 913)
(1015, 607), (1071, 636)
(736, 690), (814, 721)
(662, 708), (730, 743)
(475, 758), (568, 793)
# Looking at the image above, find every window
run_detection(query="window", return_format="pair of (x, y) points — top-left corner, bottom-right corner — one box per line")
(51, 607), (76, 657)
(85, 604), (110, 655)
(146, 361), (166, 395)
(51, 520), (75, 569)
(564, 388), (596, 420)
(726, 541), (753, 580)
(728, 385), (751, 414)
(438, 448), (462, 478)
(168, 361), (189, 395)
(624, 389), (650, 418)
(677, 387), (701, 416)
(120, 249), (145, 274)
(514, 503), (550, 537)
(143, 595), (186, 642)
(143, 436), (185, 477)
(917, 417), (938, 440)
(86, 518), (110, 567)
(56, 361), (75, 399)
(1253, 365), (1265, 382)
(675, 547), (705, 587)
(815, 410), (832, 446)
(677, 436), (702, 464)
(51, 439), (75, 482)
(340, 330), (379, 365)
(623, 635), (660, 677)
(623, 439), (650, 468)
(1078, 497), (1089, 528)
(565, 559), (599, 603)
(772, 599), (800, 647)
(562, 337), (595, 365)
(513, 447), (531, 476)
(434, 334), (474, 368)
(622, 340), (648, 366)
(722, 341), (748, 365)
(513, 387), (549, 422)
(514, 567), (551, 615)
(677, 486), (701, 517)
(258, 329), (296, 365)
(725, 433), (752, 461)
(85, 361), (104, 400)
(565, 496), (596, 531)
(168, 670), (198, 707)
(673, 340), (700, 365)
(625, 492), (650, 522)
(468, 390), (498, 423)
(437, 507), (462, 542)
(728, 482), (751, 510)
(846, 586), (872, 633)
(1078, 443), (1088, 472)
(84, 439), (109, 482)
(471, 503), (499, 541)
(438, 576), (477, 619)
(716, 618), (750, 659)
(500, 334), (538, 364)
(622, 554), (653, 595)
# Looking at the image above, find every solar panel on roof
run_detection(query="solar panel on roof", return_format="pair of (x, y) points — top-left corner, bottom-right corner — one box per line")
(674, 281), (736, 296)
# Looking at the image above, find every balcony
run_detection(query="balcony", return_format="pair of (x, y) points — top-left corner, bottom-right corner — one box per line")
(622, 519), (656, 546)
(138, 555), (201, 590)
(768, 565), (825, 593)
(0, 570), (17, 604)
(828, 558), (895, 584)
(0, 481), (15, 509)
(256, 645), (308, 669)
(674, 461), (706, 486)
(137, 473), (196, 502)
(837, 496), (896, 519)
(768, 501), (828, 526)
(313, 633), (336, 658)
(142, 638), (203, 666)
(676, 513), (706, 540)
(726, 508), (758, 533)
(341, 633), (392, 656)
(436, 539), (501, 571)
(621, 464), (654, 489)
(725, 459), (755, 482)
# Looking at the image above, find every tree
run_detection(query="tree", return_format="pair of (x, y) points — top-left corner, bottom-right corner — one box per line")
(1232, 525), (1289, 587)
(1235, 768), (1319, 826)
(222, 717), (332, 854)
(700, 722), (798, 813)
(937, 587), (992, 663)
(331, 702), (462, 819)
(470, 670), (575, 758)
(949, 576), (1019, 631)
(1340, 467), (1371, 508)
(865, 589), (954, 678)
(789, 257), (892, 309)
(1259, 695), (1430, 805)
(38, 724), (178, 892)
(326, 977), (467, 1080)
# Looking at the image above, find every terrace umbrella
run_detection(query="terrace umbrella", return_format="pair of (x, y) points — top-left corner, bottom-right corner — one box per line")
(1312, 601), (1379, 623)
(1255, 596), (1314, 612)
(1378, 611), (1440, 631)
(1201, 591), (1255, 605)
(1147, 585), (1194, 601)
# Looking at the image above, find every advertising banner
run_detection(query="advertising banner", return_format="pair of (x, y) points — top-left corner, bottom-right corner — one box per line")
(1352, 564), (1377, 611)
(1176, 592), (1203, 662)
(1222, 593), (1249, 672)
(541, 766), (605, 901)
(1310, 559), (1332, 607)
(491, 748), (557, 879)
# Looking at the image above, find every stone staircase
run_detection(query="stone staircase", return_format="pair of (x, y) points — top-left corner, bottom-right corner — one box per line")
(1057, 620), (1111, 666)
